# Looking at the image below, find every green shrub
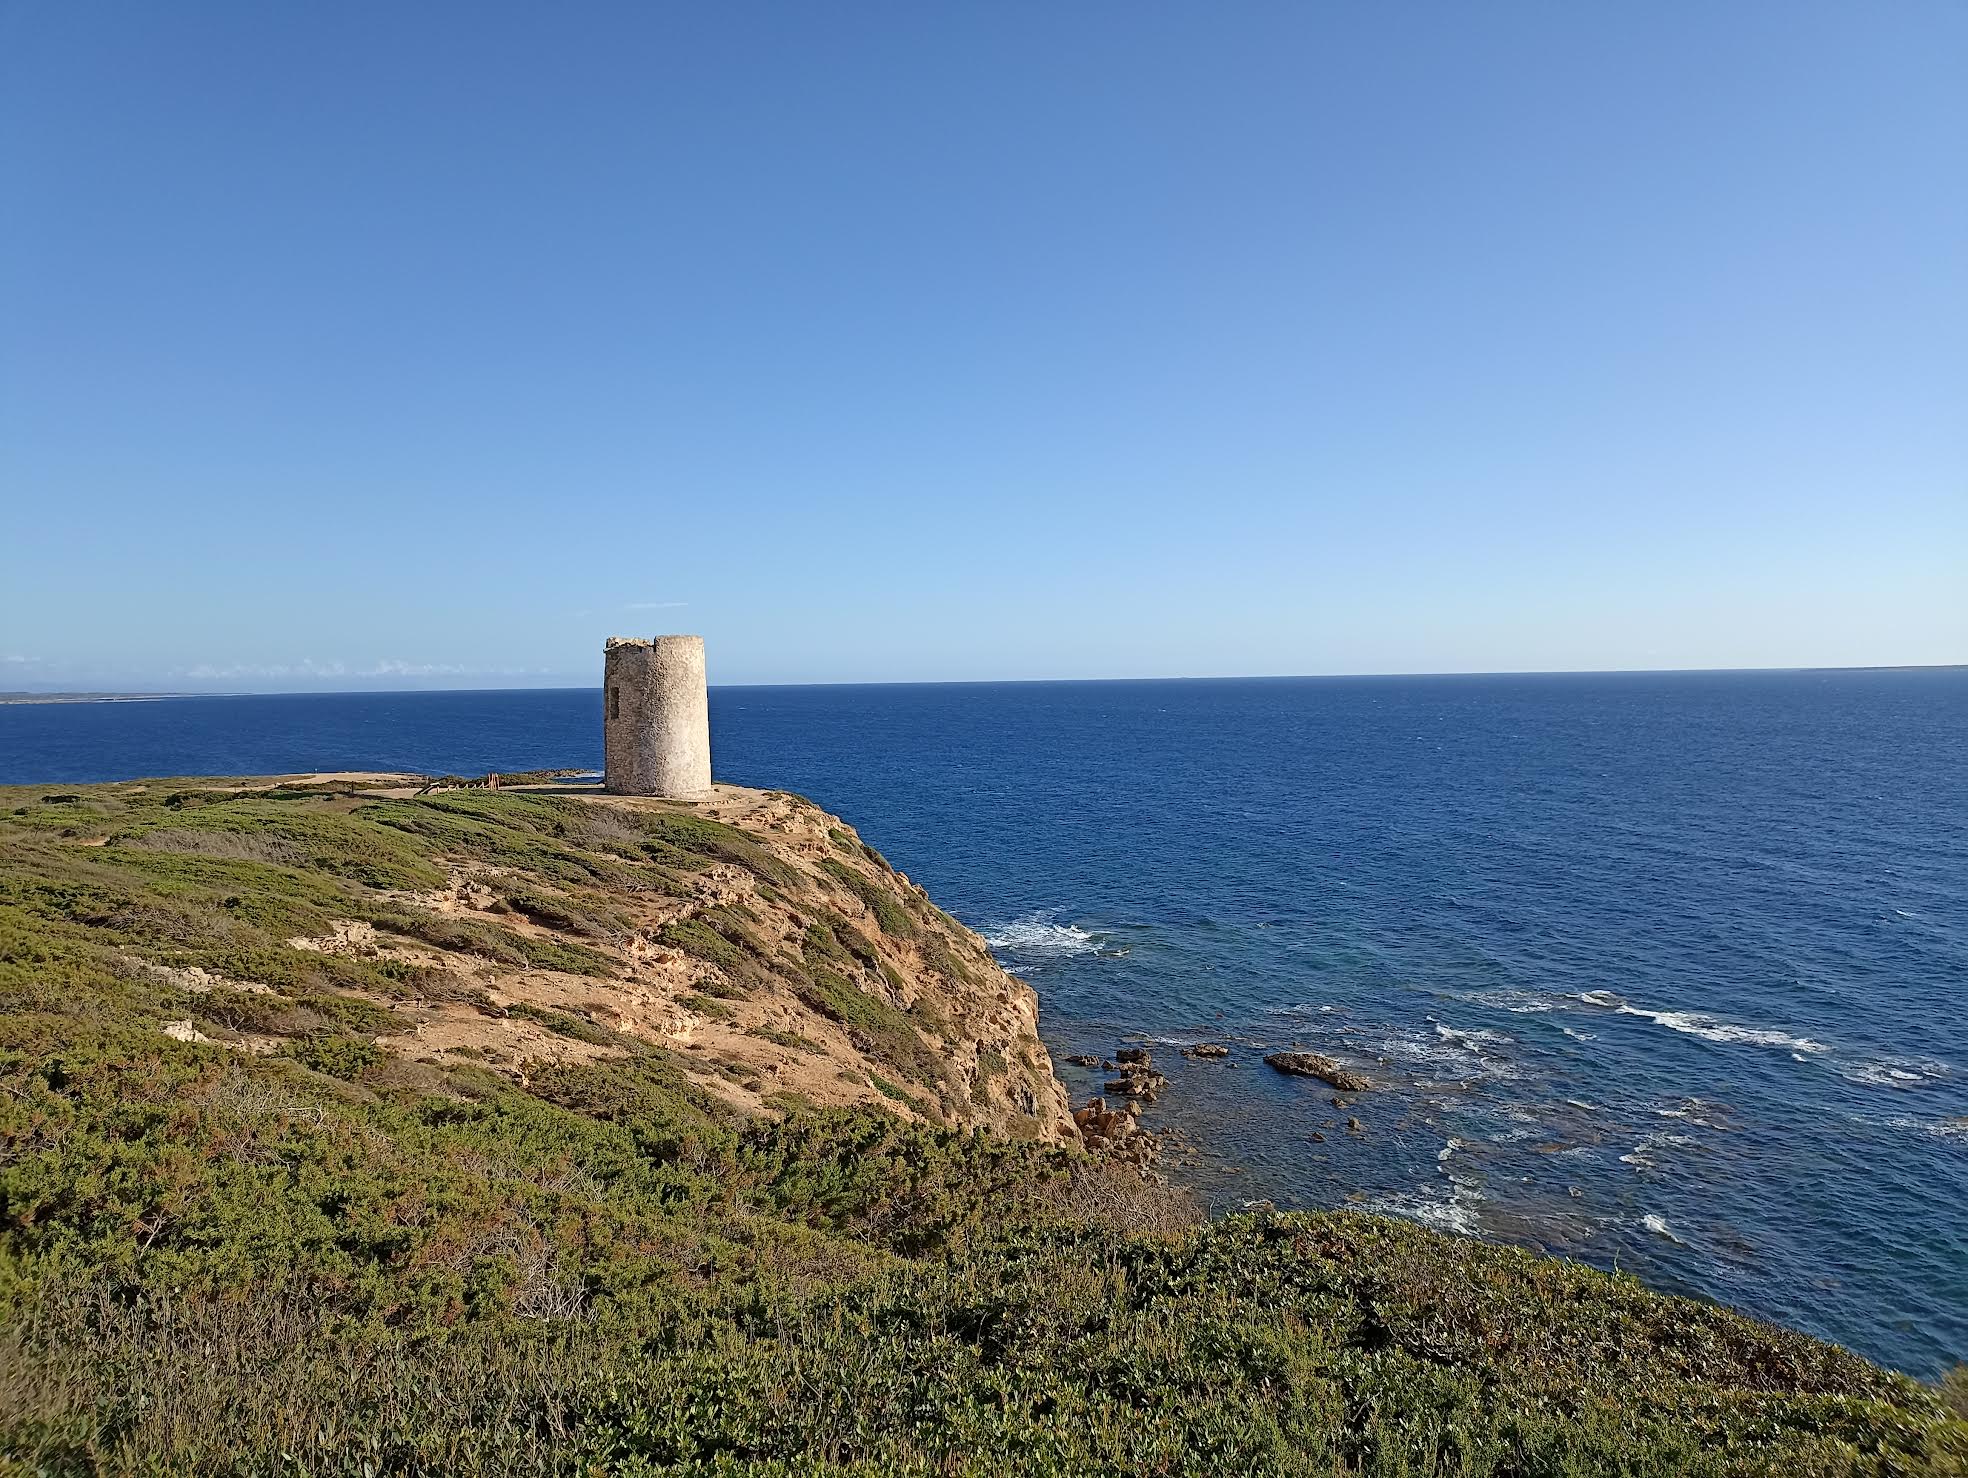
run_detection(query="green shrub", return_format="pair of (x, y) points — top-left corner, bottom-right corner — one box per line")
(624, 811), (796, 888)
(505, 1001), (620, 1047)
(750, 1025), (820, 1053)
(817, 859), (914, 938)
(1943, 1366), (1968, 1420)
(498, 885), (628, 941)
(283, 1031), (382, 1079)
(793, 968), (942, 1087)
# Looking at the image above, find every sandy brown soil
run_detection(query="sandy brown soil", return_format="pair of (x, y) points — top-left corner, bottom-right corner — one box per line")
(257, 778), (1076, 1139)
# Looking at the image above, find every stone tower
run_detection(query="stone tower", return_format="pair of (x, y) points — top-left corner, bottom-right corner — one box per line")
(603, 635), (712, 799)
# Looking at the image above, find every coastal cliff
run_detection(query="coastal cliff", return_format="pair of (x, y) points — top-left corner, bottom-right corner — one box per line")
(0, 773), (1074, 1142)
(1, 775), (1963, 1475)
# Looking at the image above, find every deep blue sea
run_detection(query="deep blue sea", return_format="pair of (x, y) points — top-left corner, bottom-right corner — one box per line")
(4, 670), (1964, 1377)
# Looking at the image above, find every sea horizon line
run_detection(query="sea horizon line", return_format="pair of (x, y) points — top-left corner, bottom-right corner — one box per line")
(4, 661), (1963, 704)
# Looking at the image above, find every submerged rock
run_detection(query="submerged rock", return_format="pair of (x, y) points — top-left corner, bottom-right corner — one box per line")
(1182, 1043), (1230, 1059)
(1263, 1052), (1373, 1092)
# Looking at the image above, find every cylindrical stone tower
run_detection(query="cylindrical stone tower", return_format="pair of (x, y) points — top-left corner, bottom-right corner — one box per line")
(603, 635), (712, 799)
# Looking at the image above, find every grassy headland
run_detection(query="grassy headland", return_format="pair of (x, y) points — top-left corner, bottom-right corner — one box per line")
(0, 776), (1962, 1475)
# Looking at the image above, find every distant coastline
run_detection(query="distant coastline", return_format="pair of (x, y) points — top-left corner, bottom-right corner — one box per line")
(0, 692), (187, 705)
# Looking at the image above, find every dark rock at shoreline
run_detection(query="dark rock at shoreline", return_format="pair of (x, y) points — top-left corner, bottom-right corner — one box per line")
(1071, 1096), (1163, 1170)
(1063, 1054), (1104, 1068)
(1263, 1052), (1373, 1092)
(1105, 1067), (1167, 1100)
(1073, 1097), (1132, 1141)
(1115, 1046), (1152, 1066)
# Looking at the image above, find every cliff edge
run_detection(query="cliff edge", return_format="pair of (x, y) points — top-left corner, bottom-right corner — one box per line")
(3, 773), (1075, 1142)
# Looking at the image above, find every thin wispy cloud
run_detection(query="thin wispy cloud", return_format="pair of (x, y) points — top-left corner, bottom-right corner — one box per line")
(624, 600), (689, 611)
(178, 659), (548, 681)
(184, 659), (351, 680)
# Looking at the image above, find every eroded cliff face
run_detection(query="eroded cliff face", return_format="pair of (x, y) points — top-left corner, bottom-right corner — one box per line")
(272, 779), (1077, 1141)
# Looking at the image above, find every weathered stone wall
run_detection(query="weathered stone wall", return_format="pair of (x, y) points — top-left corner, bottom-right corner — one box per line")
(603, 635), (712, 799)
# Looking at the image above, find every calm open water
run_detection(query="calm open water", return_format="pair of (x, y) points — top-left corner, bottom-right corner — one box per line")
(3, 669), (1964, 1376)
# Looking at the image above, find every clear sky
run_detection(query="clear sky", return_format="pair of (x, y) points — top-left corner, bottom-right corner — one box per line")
(2, 2), (1962, 690)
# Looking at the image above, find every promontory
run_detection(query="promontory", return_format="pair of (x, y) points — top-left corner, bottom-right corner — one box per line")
(1, 774), (1962, 1475)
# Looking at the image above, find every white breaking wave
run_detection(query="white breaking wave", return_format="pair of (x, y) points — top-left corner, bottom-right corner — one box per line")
(982, 913), (1108, 958)
(1578, 990), (1829, 1056)
(1641, 1213), (1682, 1243)
(1372, 1026), (1524, 1083)
(1838, 1056), (1952, 1090)
(1653, 1098), (1731, 1129)
(1434, 1023), (1514, 1050)
(1874, 1114), (1968, 1144)
(1364, 1178), (1485, 1237)
(1457, 988), (1562, 1015)
(1620, 1132), (1697, 1171)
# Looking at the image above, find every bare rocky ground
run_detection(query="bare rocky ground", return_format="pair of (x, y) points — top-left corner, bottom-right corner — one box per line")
(268, 776), (1080, 1140)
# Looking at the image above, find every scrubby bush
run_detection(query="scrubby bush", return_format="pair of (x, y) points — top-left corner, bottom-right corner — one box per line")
(818, 858), (915, 939)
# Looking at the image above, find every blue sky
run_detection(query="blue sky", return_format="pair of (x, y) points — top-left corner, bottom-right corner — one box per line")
(2, 2), (1962, 690)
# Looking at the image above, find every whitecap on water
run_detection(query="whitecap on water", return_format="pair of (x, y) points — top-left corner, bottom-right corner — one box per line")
(1364, 1178), (1485, 1237)
(1577, 990), (1829, 1055)
(1872, 1114), (1968, 1144)
(1838, 1056), (1952, 1090)
(1456, 988), (1563, 1015)
(1263, 1001), (1343, 1018)
(1641, 1213), (1683, 1243)
(1372, 1025), (1524, 1083)
(1653, 1097), (1731, 1130)
(982, 912), (1111, 959)
(1620, 1132), (1697, 1171)
(1433, 1023), (1515, 1050)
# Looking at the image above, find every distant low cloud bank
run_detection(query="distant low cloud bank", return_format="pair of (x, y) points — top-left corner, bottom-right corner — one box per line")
(179, 658), (552, 681)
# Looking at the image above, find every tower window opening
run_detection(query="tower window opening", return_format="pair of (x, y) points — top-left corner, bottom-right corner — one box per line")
(608, 687), (620, 721)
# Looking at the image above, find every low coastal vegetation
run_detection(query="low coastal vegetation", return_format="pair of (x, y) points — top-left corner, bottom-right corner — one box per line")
(1, 778), (1963, 1475)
